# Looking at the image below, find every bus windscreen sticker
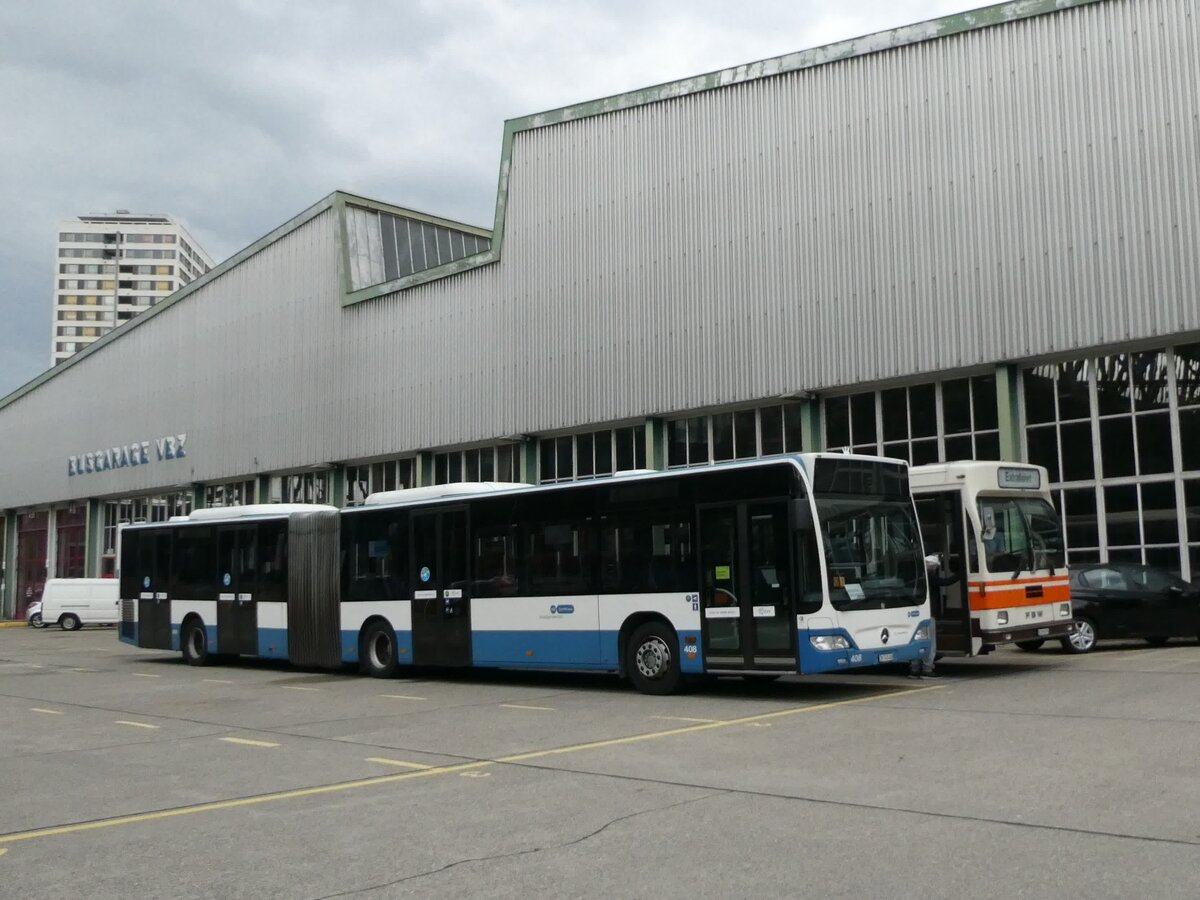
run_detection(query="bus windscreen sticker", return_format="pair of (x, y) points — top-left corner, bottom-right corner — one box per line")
(715, 565), (731, 580)
(223, 573), (231, 587)
(419, 566), (431, 583)
(843, 584), (865, 600)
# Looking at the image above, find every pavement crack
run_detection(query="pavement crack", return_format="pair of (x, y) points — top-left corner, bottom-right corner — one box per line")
(308, 792), (721, 899)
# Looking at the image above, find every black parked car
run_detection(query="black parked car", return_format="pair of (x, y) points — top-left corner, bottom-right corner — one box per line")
(1019, 564), (1200, 653)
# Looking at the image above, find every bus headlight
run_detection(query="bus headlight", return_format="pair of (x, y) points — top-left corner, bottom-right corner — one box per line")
(1059, 603), (1071, 618)
(996, 611), (1009, 626)
(810, 635), (850, 651)
(913, 626), (929, 641)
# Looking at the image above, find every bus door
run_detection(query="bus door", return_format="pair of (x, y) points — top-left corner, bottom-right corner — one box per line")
(698, 502), (795, 671)
(138, 530), (173, 649)
(216, 526), (258, 655)
(410, 507), (472, 667)
(914, 491), (971, 655)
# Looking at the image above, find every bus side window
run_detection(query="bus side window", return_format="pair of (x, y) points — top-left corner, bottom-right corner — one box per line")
(473, 527), (518, 597)
(965, 516), (979, 574)
(258, 521), (287, 603)
(119, 531), (141, 599)
(525, 520), (591, 596)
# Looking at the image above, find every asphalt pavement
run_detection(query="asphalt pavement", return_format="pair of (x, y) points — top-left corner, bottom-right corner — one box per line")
(1, 627), (1198, 899)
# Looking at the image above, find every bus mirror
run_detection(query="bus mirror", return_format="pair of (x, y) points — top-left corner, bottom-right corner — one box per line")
(791, 498), (813, 530)
(924, 554), (941, 573)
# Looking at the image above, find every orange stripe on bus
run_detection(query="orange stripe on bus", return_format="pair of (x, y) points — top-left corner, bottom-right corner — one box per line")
(969, 584), (1070, 611)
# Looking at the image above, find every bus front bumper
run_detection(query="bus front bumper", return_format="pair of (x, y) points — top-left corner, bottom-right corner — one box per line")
(798, 624), (932, 674)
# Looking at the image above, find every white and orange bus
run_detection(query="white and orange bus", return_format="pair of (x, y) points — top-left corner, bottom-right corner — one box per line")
(910, 462), (1073, 656)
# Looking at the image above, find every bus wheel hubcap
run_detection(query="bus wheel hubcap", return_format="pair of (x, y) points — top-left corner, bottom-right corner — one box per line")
(636, 638), (671, 679)
(371, 634), (392, 668)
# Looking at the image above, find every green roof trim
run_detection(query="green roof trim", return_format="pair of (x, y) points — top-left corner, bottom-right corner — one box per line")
(340, 0), (1106, 306)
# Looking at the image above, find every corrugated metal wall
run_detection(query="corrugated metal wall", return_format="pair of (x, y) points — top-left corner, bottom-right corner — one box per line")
(0, 211), (342, 507)
(3, 0), (1198, 509)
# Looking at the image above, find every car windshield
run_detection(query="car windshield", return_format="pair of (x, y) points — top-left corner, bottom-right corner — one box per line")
(815, 496), (927, 610)
(976, 496), (1065, 575)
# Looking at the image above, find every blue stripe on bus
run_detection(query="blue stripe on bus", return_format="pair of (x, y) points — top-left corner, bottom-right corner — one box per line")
(339, 629), (414, 666)
(796, 625), (932, 674)
(258, 627), (289, 660)
(119, 623), (138, 646)
(472, 630), (704, 675)
(473, 630), (610, 670)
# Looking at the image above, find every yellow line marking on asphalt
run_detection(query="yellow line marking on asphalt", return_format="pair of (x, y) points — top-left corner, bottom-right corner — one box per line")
(30, 708), (63, 715)
(651, 715), (722, 724)
(0, 685), (938, 847)
(281, 685), (321, 692)
(203, 679), (234, 684)
(380, 694), (426, 701)
(460, 771), (491, 778)
(499, 703), (556, 711)
(131, 673), (160, 679)
(219, 737), (280, 748)
(115, 721), (159, 730)
(365, 758), (433, 770)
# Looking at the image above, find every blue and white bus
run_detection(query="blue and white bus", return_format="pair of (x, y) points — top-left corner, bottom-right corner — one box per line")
(118, 454), (932, 693)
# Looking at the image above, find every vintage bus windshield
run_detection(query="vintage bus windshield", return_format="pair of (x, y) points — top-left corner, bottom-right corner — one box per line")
(976, 496), (1066, 574)
(816, 496), (927, 610)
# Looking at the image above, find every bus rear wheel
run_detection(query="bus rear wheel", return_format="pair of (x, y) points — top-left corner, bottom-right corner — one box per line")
(626, 622), (681, 695)
(361, 621), (399, 678)
(181, 620), (211, 666)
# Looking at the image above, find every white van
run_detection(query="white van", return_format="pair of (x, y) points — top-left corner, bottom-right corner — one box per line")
(41, 578), (120, 631)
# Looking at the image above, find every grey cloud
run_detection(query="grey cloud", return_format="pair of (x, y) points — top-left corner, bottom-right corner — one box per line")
(0, 0), (964, 397)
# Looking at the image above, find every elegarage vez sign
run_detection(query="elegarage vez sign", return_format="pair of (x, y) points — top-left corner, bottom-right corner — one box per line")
(68, 433), (188, 477)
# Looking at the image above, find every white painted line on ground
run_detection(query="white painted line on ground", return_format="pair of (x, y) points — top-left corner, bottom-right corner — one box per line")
(650, 715), (721, 724)
(202, 679), (234, 684)
(30, 708), (63, 715)
(115, 720), (159, 730)
(71, 667), (95, 673)
(131, 673), (161, 679)
(219, 737), (280, 748)
(365, 757), (433, 770)
(459, 771), (491, 778)
(280, 685), (321, 692)
(500, 703), (556, 711)
(380, 694), (426, 701)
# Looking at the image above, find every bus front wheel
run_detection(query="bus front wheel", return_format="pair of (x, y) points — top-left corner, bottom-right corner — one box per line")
(361, 621), (399, 678)
(626, 622), (681, 695)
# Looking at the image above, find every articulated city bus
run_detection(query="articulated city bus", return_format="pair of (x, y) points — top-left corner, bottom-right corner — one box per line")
(910, 461), (1073, 656)
(118, 454), (932, 693)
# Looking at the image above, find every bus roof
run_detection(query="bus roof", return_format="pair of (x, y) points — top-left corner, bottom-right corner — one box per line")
(910, 461), (1049, 495)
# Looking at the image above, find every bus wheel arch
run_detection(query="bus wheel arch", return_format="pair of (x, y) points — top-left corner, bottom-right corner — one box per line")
(359, 617), (399, 677)
(181, 615), (211, 666)
(620, 615), (682, 695)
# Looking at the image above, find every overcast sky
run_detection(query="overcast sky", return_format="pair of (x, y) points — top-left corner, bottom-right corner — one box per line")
(0, 0), (969, 398)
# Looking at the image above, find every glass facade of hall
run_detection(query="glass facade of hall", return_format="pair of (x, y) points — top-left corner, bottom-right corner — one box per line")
(1022, 344), (1200, 579)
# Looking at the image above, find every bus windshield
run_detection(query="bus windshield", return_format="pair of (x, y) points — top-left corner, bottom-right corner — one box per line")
(976, 496), (1065, 575)
(816, 496), (927, 610)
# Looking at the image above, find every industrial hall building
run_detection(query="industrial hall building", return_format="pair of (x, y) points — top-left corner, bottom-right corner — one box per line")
(1, 0), (1197, 619)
